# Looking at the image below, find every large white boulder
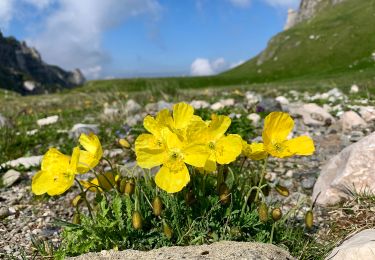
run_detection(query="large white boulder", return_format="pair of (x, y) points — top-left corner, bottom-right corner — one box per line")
(341, 111), (367, 132)
(289, 103), (335, 126)
(312, 132), (375, 206)
(326, 229), (375, 260)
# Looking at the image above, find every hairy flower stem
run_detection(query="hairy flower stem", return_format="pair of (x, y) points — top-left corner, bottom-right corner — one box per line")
(172, 195), (183, 239)
(75, 178), (93, 220)
(217, 166), (224, 193)
(270, 222), (276, 244)
(254, 157), (269, 202)
(240, 186), (264, 218)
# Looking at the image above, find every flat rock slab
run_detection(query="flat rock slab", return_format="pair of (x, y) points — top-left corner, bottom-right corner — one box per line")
(326, 229), (375, 260)
(69, 241), (295, 260)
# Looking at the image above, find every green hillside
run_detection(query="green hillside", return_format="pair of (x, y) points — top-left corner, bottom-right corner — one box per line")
(223, 0), (375, 82)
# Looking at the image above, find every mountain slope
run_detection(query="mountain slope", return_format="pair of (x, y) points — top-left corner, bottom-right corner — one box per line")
(0, 33), (85, 95)
(222, 0), (375, 83)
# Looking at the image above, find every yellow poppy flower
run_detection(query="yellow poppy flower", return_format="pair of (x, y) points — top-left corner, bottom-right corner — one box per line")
(80, 172), (119, 192)
(200, 114), (242, 172)
(262, 112), (315, 158)
(242, 141), (268, 160)
(135, 128), (209, 193)
(143, 102), (201, 141)
(77, 133), (103, 173)
(32, 147), (80, 196)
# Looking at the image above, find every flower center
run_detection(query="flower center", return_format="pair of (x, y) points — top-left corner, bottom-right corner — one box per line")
(208, 141), (216, 150)
(273, 142), (284, 152)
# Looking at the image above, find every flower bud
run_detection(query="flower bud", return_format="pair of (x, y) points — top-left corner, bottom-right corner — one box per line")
(152, 196), (163, 216)
(163, 222), (173, 239)
(132, 211), (142, 230)
(258, 202), (268, 222)
(71, 195), (82, 207)
(305, 210), (313, 229)
(275, 184), (290, 197)
(184, 190), (196, 206)
(120, 179), (135, 195)
(271, 208), (282, 221)
(119, 139), (131, 149)
(219, 183), (230, 205)
(72, 213), (81, 224)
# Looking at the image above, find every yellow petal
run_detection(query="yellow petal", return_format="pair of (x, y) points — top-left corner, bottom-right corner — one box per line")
(68, 147), (80, 173)
(41, 148), (70, 173)
(79, 133), (103, 160)
(262, 112), (294, 145)
(46, 171), (75, 196)
(248, 143), (268, 160)
(156, 109), (174, 128)
(215, 134), (242, 164)
(135, 134), (167, 168)
(207, 114), (231, 140)
(80, 179), (101, 192)
(203, 156), (217, 172)
(32, 171), (51, 195)
(172, 102), (194, 129)
(285, 136), (315, 156)
(155, 164), (190, 193)
(143, 115), (160, 136)
(77, 150), (98, 173)
(162, 128), (183, 150)
(183, 143), (210, 168)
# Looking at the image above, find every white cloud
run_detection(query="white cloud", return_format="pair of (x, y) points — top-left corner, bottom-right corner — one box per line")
(262, 0), (300, 8)
(191, 57), (244, 76)
(228, 0), (251, 8)
(230, 60), (245, 68)
(81, 65), (102, 80)
(191, 58), (215, 76)
(0, 0), (14, 28)
(26, 0), (161, 79)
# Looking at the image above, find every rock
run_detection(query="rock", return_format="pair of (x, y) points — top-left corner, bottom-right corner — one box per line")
(275, 96), (289, 106)
(2, 169), (21, 187)
(247, 113), (261, 125)
(349, 131), (364, 142)
(1, 155), (43, 169)
(144, 103), (157, 113)
(327, 229), (375, 260)
(126, 114), (142, 127)
(190, 100), (210, 109)
(245, 91), (260, 106)
(350, 84), (359, 94)
(0, 34), (85, 95)
(359, 106), (375, 123)
(0, 207), (10, 219)
(210, 102), (224, 111)
(211, 99), (235, 111)
(68, 241), (294, 260)
(103, 104), (120, 118)
(301, 176), (316, 189)
(289, 103), (335, 126)
(0, 113), (8, 128)
(69, 69), (85, 85)
(70, 124), (99, 138)
(125, 99), (142, 114)
(37, 115), (59, 127)
(341, 111), (367, 132)
(157, 100), (173, 110)
(312, 132), (375, 206)
(256, 98), (282, 113)
(23, 81), (40, 92)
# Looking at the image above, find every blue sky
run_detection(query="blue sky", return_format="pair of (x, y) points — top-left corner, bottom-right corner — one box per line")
(0, 0), (300, 79)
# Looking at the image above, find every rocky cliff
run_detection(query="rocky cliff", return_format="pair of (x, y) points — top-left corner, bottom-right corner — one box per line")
(0, 32), (85, 95)
(285, 0), (346, 30)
